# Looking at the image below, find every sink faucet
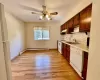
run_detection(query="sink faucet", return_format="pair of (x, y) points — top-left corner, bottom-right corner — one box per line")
(73, 39), (77, 42)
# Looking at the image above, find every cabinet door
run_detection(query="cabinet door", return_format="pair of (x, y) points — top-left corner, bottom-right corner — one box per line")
(73, 13), (80, 26)
(80, 4), (92, 32)
(62, 24), (64, 30)
(80, 8), (87, 32)
(63, 44), (67, 58)
(67, 19), (74, 33)
(62, 23), (66, 30)
(62, 43), (70, 63)
(68, 18), (74, 28)
(62, 43), (64, 56)
(82, 52), (88, 80)
(65, 22), (68, 29)
(60, 25), (62, 34)
(62, 43), (66, 57)
(87, 4), (92, 31)
(66, 45), (70, 62)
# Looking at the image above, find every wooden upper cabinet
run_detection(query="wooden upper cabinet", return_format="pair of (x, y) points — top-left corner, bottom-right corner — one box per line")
(64, 23), (66, 30)
(60, 24), (64, 34)
(60, 25), (62, 33)
(80, 8), (87, 32)
(62, 24), (64, 30)
(60, 25), (63, 34)
(73, 13), (80, 26)
(60, 22), (67, 33)
(68, 18), (74, 28)
(67, 18), (74, 33)
(80, 4), (92, 32)
(60, 4), (92, 34)
(65, 22), (68, 29)
(87, 4), (92, 30)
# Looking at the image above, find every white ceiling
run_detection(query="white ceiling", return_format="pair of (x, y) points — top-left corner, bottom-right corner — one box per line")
(0, 0), (82, 22)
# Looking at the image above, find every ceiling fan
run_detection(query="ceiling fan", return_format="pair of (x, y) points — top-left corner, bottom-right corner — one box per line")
(20, 5), (58, 20)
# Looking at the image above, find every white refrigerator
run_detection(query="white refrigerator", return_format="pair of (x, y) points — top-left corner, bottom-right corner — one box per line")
(0, 3), (12, 80)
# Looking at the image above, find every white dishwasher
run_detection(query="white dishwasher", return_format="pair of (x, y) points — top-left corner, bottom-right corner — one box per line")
(70, 46), (83, 77)
(58, 41), (62, 54)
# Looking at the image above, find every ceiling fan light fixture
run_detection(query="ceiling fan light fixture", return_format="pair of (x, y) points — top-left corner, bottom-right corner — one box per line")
(47, 17), (50, 20)
(47, 17), (52, 20)
(46, 14), (49, 18)
(39, 14), (52, 20)
(21, 4), (58, 21)
(40, 15), (43, 19)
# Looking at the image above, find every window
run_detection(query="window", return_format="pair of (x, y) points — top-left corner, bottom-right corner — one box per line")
(34, 27), (50, 40)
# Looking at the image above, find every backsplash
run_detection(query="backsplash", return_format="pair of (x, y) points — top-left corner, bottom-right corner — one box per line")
(63, 33), (88, 46)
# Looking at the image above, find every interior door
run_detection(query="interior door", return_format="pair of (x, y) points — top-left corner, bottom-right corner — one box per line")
(0, 4), (8, 80)
(0, 3), (12, 80)
(0, 24), (8, 80)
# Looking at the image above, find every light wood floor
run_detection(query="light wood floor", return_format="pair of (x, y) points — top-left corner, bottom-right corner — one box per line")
(11, 50), (81, 80)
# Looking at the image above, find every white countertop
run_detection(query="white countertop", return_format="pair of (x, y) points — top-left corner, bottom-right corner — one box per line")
(59, 40), (89, 53)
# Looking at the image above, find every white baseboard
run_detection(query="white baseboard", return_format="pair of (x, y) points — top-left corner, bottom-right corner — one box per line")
(19, 48), (57, 55)
(26, 48), (49, 50)
(19, 49), (27, 55)
(26, 48), (57, 51)
(11, 48), (57, 61)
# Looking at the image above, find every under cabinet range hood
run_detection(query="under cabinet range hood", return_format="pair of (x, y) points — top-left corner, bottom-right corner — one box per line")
(62, 29), (67, 33)
(61, 29), (67, 34)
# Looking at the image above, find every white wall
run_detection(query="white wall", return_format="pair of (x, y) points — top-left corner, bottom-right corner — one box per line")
(25, 22), (60, 49)
(5, 11), (25, 60)
(44, 22), (60, 49)
(87, 0), (100, 80)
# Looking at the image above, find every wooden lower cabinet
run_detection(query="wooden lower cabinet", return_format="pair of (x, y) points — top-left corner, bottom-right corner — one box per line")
(62, 43), (67, 57)
(62, 43), (88, 80)
(82, 52), (88, 80)
(62, 43), (70, 62)
(66, 45), (70, 62)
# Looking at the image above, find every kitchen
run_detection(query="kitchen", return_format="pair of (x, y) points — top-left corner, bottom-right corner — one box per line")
(58, 4), (92, 80)
(1, 0), (100, 79)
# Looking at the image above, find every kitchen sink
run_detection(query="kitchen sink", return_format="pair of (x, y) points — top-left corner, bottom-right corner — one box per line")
(61, 40), (79, 44)
(66, 42), (79, 44)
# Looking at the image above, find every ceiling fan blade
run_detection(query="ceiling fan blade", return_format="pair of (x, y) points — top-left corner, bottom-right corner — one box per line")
(31, 12), (42, 15)
(20, 5), (42, 13)
(50, 12), (58, 15)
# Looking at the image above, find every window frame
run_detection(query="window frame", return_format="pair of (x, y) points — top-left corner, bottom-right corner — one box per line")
(33, 26), (50, 41)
